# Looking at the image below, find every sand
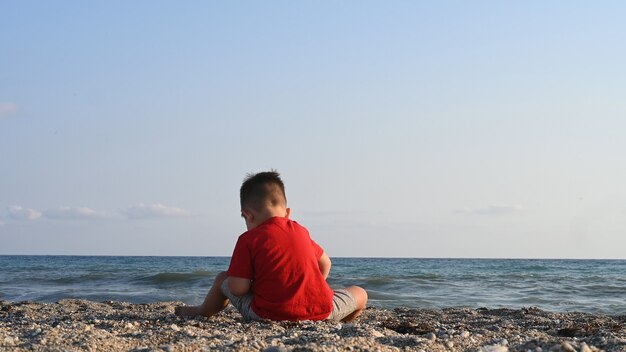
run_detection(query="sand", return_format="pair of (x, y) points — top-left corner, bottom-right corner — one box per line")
(1, 299), (624, 351)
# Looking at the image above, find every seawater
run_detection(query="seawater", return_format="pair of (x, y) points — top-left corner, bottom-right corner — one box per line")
(0, 256), (624, 315)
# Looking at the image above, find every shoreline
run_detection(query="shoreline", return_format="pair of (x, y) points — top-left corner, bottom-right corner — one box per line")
(1, 299), (624, 351)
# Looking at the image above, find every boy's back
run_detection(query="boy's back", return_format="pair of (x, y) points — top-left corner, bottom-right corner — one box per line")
(175, 171), (367, 322)
(228, 216), (334, 321)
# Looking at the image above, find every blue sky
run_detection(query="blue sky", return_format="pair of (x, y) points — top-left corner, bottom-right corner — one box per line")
(2, 1), (625, 258)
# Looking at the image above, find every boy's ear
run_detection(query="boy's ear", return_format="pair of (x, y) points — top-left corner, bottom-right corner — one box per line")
(285, 208), (291, 219)
(242, 209), (254, 222)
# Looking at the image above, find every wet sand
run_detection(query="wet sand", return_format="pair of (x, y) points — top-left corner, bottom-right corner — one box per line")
(1, 299), (624, 351)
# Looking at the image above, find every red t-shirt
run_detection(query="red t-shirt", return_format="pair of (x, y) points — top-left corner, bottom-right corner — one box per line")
(227, 217), (334, 321)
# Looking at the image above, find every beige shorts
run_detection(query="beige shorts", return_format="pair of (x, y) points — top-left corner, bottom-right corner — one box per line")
(221, 281), (357, 322)
(326, 288), (358, 322)
(220, 279), (262, 321)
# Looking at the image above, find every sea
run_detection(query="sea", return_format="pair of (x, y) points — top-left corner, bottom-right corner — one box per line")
(0, 256), (624, 315)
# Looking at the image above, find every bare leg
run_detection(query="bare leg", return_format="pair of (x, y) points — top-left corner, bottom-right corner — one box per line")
(342, 286), (368, 322)
(175, 271), (229, 317)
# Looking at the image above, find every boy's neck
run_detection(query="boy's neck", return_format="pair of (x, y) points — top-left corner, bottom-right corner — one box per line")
(244, 205), (291, 230)
(256, 206), (289, 224)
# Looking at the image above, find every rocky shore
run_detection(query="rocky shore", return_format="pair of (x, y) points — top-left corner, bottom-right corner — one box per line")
(1, 299), (624, 351)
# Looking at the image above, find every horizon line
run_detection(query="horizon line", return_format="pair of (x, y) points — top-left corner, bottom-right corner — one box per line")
(0, 254), (624, 261)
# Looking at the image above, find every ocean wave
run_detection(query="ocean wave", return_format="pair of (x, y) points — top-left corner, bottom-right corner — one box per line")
(43, 273), (114, 284)
(341, 274), (443, 287)
(132, 271), (214, 285)
(366, 289), (412, 300)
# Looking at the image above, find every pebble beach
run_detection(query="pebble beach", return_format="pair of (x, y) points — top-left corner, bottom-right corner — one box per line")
(1, 299), (625, 351)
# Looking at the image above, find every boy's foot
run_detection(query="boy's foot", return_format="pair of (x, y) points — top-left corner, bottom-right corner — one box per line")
(174, 305), (200, 317)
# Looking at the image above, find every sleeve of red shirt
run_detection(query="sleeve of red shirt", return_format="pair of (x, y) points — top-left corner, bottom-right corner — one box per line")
(227, 236), (253, 279)
(310, 239), (324, 259)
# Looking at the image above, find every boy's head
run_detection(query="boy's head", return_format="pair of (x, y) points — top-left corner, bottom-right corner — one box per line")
(240, 171), (290, 229)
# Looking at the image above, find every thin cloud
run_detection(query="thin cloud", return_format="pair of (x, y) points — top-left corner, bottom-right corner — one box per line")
(43, 206), (115, 220)
(454, 204), (524, 216)
(300, 210), (380, 218)
(7, 205), (42, 220)
(121, 203), (191, 219)
(0, 102), (18, 118)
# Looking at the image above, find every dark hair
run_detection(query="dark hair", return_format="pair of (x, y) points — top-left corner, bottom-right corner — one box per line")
(240, 171), (287, 211)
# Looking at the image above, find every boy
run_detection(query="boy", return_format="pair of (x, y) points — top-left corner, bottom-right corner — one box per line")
(175, 171), (367, 322)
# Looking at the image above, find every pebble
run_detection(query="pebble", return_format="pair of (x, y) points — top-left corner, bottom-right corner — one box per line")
(2, 300), (624, 352)
(371, 330), (384, 338)
(250, 341), (264, 349)
(3, 336), (15, 345)
(263, 346), (288, 352)
(479, 345), (509, 352)
(592, 336), (608, 345)
(561, 341), (576, 352)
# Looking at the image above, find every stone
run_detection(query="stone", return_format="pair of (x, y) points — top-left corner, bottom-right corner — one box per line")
(446, 341), (454, 348)
(479, 345), (509, 352)
(3, 336), (15, 346)
(461, 331), (471, 338)
(263, 347), (288, 352)
(580, 343), (592, 352)
(170, 324), (180, 332)
(561, 342), (576, 352)
(425, 332), (437, 341)
(250, 341), (264, 349)
(371, 330), (384, 338)
(160, 345), (174, 352)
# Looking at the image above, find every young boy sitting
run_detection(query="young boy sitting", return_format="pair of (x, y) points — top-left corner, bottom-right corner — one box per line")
(175, 171), (367, 322)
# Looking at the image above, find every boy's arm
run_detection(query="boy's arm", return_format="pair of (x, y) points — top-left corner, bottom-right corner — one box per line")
(318, 252), (331, 280)
(228, 276), (251, 296)
(227, 236), (253, 297)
